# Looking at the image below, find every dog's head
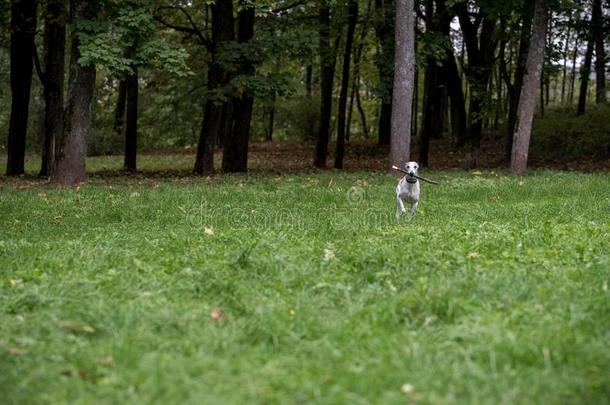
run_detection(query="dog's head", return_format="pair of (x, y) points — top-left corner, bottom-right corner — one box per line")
(404, 161), (419, 177)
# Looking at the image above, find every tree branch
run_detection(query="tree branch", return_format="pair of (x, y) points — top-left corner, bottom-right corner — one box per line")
(154, 6), (212, 51)
(271, 0), (307, 14)
(33, 47), (46, 87)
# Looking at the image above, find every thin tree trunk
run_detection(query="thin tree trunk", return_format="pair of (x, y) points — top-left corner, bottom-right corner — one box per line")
(389, 0), (415, 168)
(355, 84), (368, 137)
(54, 0), (95, 186)
(113, 80), (127, 150)
(511, 0), (547, 175)
(124, 68), (138, 171)
(411, 17), (418, 138)
(444, 46), (466, 147)
(334, 0), (357, 169)
(373, 0), (394, 146)
(458, 7), (497, 169)
(315, 2), (335, 168)
(560, 14), (571, 104)
(569, 32), (580, 105)
(378, 102), (391, 145)
(266, 100), (275, 141)
(223, 0), (255, 173)
(540, 66), (544, 117)
(306, 64), (313, 98)
(39, 0), (65, 177)
(347, 78), (356, 141)
(6, 0), (37, 175)
(346, 0), (372, 142)
(194, 0), (235, 174)
(592, 0), (606, 104)
(305, 64), (314, 140)
(577, 34), (594, 115)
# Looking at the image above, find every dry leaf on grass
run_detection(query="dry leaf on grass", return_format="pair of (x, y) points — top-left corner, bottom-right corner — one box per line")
(96, 356), (114, 366)
(57, 320), (95, 334)
(210, 307), (226, 321)
(9, 278), (23, 287)
(7, 347), (27, 356)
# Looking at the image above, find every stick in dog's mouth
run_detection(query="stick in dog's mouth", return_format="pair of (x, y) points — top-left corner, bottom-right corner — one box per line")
(391, 165), (440, 185)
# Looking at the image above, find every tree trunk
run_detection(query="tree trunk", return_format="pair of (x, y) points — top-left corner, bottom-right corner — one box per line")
(540, 66), (544, 117)
(346, 0), (372, 142)
(504, 0), (534, 164)
(457, 2), (499, 169)
(54, 0), (95, 186)
(592, 0), (606, 104)
(124, 68), (138, 171)
(419, 0), (448, 166)
(577, 34), (594, 115)
(306, 64), (313, 98)
(389, 0), (415, 168)
(305, 64), (315, 140)
(113, 80), (127, 150)
(560, 14), (571, 104)
(334, 0), (357, 169)
(194, 0), (235, 174)
(6, 0), (37, 175)
(39, 0), (65, 177)
(223, 0), (255, 173)
(511, 0), (547, 175)
(266, 101), (275, 141)
(444, 47), (466, 147)
(569, 33), (580, 105)
(373, 0), (394, 146)
(378, 101), (391, 145)
(314, 2), (335, 168)
(355, 84), (369, 138)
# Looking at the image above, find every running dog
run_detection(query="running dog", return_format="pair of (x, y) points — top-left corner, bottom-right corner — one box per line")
(395, 161), (420, 220)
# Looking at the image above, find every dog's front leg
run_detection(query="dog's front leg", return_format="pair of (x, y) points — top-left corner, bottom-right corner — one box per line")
(396, 196), (406, 220)
(408, 201), (418, 220)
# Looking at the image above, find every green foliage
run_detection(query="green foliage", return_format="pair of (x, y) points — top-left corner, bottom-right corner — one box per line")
(1, 170), (610, 402)
(78, 1), (190, 78)
(531, 105), (610, 161)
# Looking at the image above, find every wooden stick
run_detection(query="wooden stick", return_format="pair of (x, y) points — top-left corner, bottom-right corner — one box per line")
(391, 165), (439, 185)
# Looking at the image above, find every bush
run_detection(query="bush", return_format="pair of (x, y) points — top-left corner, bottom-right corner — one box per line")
(531, 104), (610, 161)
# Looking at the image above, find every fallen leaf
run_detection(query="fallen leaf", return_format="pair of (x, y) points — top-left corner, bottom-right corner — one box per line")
(518, 181), (524, 187)
(9, 278), (23, 287)
(468, 252), (480, 258)
(37, 192), (47, 197)
(323, 248), (335, 261)
(210, 307), (226, 321)
(204, 227), (214, 236)
(57, 320), (95, 334)
(60, 367), (74, 376)
(96, 356), (114, 366)
(401, 383), (414, 394)
(7, 347), (27, 356)
(471, 171), (482, 176)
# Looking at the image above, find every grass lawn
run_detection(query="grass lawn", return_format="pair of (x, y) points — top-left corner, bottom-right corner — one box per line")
(1, 166), (609, 404)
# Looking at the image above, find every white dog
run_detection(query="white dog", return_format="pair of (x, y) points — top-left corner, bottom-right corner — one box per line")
(395, 161), (420, 220)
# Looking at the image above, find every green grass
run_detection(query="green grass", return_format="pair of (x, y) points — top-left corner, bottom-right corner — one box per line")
(1, 167), (609, 404)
